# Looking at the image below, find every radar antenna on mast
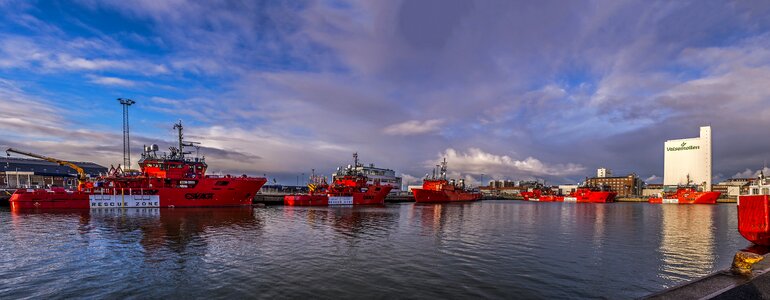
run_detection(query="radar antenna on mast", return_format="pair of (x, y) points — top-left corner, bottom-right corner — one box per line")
(172, 120), (200, 160)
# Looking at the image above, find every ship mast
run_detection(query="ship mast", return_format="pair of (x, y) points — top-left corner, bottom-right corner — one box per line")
(172, 120), (197, 160)
(440, 157), (447, 180)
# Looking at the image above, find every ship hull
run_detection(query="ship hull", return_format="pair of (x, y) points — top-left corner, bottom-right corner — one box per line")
(738, 195), (770, 246)
(648, 191), (720, 204)
(413, 188), (481, 203)
(284, 186), (391, 206)
(536, 195), (564, 202)
(564, 191), (616, 203)
(9, 178), (266, 210)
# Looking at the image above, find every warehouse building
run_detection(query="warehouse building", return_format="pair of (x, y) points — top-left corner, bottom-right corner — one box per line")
(0, 157), (106, 189)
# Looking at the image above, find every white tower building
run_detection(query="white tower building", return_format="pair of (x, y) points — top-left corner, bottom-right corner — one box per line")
(663, 126), (712, 191)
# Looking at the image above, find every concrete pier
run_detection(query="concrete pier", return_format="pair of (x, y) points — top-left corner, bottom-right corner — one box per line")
(646, 250), (770, 299)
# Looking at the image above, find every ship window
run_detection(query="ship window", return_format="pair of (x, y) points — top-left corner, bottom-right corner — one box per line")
(215, 181), (229, 186)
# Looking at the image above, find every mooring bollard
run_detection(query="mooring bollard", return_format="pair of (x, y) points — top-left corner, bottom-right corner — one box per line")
(731, 250), (765, 275)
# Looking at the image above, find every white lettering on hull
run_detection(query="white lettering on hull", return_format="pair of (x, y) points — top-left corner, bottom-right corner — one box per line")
(564, 197), (577, 202)
(89, 195), (161, 208)
(662, 198), (680, 204)
(328, 196), (353, 205)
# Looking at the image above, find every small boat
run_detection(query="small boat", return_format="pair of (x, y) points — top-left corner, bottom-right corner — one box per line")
(738, 170), (770, 246)
(284, 154), (392, 206)
(412, 158), (481, 203)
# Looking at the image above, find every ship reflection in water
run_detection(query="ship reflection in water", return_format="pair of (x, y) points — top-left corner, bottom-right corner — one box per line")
(657, 205), (722, 283)
(0, 202), (746, 299)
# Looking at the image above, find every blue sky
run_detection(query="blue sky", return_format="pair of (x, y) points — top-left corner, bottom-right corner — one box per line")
(1, 0), (770, 185)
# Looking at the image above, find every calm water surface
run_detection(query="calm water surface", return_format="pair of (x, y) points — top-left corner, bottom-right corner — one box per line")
(0, 201), (746, 299)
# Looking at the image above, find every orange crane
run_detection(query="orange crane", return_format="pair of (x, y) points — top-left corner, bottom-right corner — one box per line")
(5, 148), (88, 190)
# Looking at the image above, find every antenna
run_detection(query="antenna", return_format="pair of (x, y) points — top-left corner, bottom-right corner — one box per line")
(353, 152), (359, 168)
(117, 98), (136, 168)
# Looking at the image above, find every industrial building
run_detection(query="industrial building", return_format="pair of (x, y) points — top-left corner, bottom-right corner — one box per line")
(586, 171), (644, 197)
(0, 157), (106, 189)
(663, 126), (712, 191)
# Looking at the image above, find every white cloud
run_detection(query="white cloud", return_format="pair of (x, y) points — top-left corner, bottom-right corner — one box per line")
(88, 75), (136, 87)
(733, 167), (770, 179)
(400, 173), (422, 186)
(432, 148), (585, 178)
(383, 119), (444, 135)
(644, 175), (661, 183)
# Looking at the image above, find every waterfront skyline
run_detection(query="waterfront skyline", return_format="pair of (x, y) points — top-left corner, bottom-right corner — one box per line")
(1, 1), (769, 185)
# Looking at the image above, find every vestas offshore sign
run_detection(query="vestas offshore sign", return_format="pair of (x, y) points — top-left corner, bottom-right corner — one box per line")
(667, 142), (700, 152)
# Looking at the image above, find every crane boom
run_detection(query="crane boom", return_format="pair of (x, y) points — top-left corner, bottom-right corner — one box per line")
(5, 148), (88, 188)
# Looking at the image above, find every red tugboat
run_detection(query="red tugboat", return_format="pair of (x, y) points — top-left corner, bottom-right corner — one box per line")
(563, 186), (617, 203)
(648, 176), (720, 204)
(8, 121), (267, 210)
(412, 158), (481, 203)
(738, 170), (770, 246)
(284, 153), (392, 206)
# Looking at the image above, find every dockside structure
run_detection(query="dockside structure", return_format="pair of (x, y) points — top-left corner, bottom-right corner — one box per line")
(0, 157), (106, 189)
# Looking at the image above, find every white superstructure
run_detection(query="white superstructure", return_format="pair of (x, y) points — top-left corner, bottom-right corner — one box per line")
(663, 126), (712, 191)
(332, 153), (402, 194)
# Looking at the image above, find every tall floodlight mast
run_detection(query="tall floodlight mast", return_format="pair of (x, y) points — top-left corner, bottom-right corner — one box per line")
(117, 98), (136, 169)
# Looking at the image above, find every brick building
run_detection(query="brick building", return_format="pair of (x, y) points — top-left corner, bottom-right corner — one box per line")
(586, 173), (644, 197)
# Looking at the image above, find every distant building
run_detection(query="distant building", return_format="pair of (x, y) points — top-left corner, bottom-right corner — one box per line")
(479, 186), (525, 196)
(488, 180), (516, 188)
(0, 157), (107, 189)
(664, 126), (712, 191)
(642, 184), (664, 197)
(597, 168), (611, 178)
(586, 174), (643, 197)
(713, 178), (755, 198)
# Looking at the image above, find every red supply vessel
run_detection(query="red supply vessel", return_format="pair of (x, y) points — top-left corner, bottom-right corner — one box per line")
(648, 185), (720, 204)
(412, 158), (481, 203)
(8, 121), (266, 210)
(284, 154), (392, 206)
(521, 188), (563, 202)
(738, 171), (770, 246)
(563, 187), (617, 203)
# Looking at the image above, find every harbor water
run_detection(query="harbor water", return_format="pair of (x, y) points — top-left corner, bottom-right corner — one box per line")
(0, 201), (745, 299)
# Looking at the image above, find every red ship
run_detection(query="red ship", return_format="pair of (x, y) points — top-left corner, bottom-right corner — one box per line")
(8, 121), (267, 210)
(648, 186), (720, 204)
(738, 170), (770, 246)
(521, 188), (563, 202)
(563, 187), (617, 203)
(412, 158), (481, 203)
(284, 153), (392, 206)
